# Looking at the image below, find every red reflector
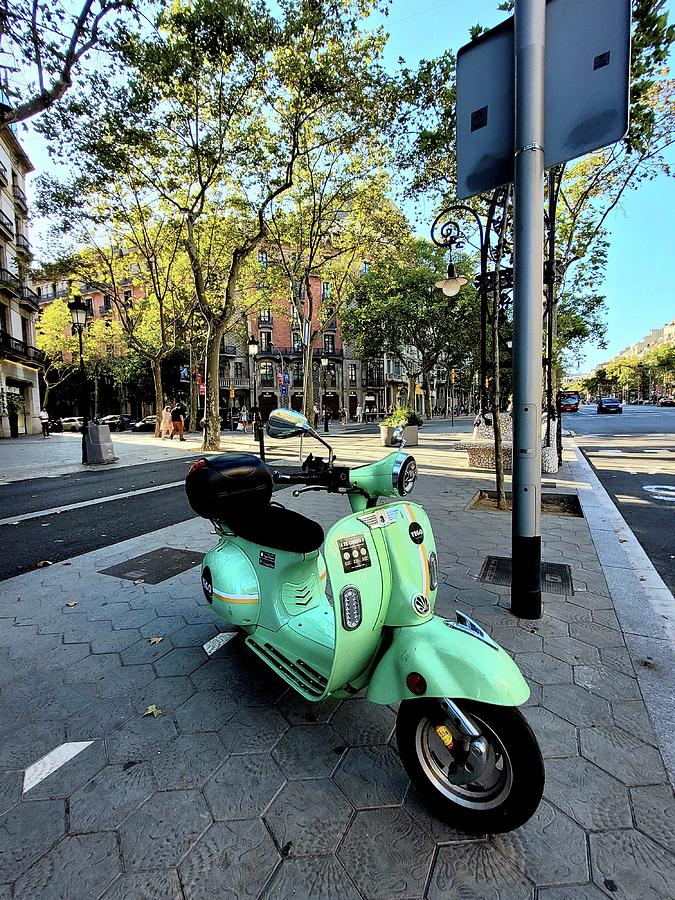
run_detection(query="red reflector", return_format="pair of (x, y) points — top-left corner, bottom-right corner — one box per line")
(189, 459), (207, 475)
(406, 672), (427, 695)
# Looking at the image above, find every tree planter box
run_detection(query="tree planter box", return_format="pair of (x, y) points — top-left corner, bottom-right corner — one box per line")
(379, 424), (418, 447)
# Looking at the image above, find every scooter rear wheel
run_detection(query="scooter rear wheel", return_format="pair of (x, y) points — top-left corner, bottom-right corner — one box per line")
(396, 698), (544, 833)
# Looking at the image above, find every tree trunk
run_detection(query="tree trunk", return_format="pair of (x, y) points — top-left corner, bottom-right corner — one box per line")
(303, 342), (314, 422)
(93, 374), (100, 419)
(492, 300), (507, 510)
(43, 382), (51, 410)
(406, 375), (416, 410)
(190, 363), (199, 437)
(151, 356), (164, 438)
(202, 320), (225, 451)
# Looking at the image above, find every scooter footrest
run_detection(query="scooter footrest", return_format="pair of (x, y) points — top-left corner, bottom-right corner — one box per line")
(247, 638), (329, 699)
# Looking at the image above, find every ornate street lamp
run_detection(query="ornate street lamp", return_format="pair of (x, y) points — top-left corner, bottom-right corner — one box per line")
(248, 335), (263, 457)
(68, 294), (90, 464)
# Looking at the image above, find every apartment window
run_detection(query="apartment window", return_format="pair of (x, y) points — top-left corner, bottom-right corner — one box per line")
(260, 330), (272, 352)
(292, 332), (303, 352)
(85, 298), (94, 317)
(291, 362), (303, 384)
(324, 362), (337, 388)
(361, 261), (370, 274)
(393, 359), (401, 376)
(36, 286), (42, 298)
(21, 316), (29, 345)
(259, 308), (272, 324)
(323, 333), (335, 354)
(234, 361), (243, 378)
(291, 305), (300, 326)
(102, 294), (112, 313)
(321, 282), (330, 300)
(259, 361), (274, 387)
(292, 279), (302, 300)
(123, 290), (132, 307)
(0, 303), (7, 333)
(348, 364), (357, 387)
(258, 250), (268, 270)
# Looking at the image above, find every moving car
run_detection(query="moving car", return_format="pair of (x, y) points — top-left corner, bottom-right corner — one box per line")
(597, 397), (622, 414)
(99, 414), (135, 432)
(658, 396), (675, 407)
(132, 415), (157, 432)
(59, 416), (84, 432)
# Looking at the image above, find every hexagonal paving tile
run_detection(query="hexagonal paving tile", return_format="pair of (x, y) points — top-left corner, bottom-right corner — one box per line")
(204, 754), (285, 820)
(590, 830), (675, 899)
(333, 745), (408, 808)
(0, 799), (65, 882)
(331, 699), (396, 746)
(631, 783), (675, 854)
(0, 721), (66, 770)
(494, 800), (589, 887)
(67, 698), (136, 741)
(119, 637), (174, 666)
(170, 623), (222, 648)
(24, 739), (107, 801)
(599, 646), (635, 676)
(106, 714), (177, 764)
(542, 683), (613, 727)
(179, 819), (279, 899)
(611, 699), (658, 745)
(139, 616), (187, 638)
(91, 630), (141, 654)
(522, 707), (578, 759)
(96, 664), (157, 700)
(262, 856), (361, 900)
(544, 757), (632, 830)
(276, 692), (342, 725)
(69, 763), (156, 832)
(64, 653), (122, 684)
(0, 773), (21, 817)
(272, 724), (344, 779)
(488, 626), (543, 654)
(101, 870), (184, 900)
(573, 665), (641, 702)
(132, 676), (196, 715)
(538, 885), (609, 900)
(264, 778), (352, 856)
(515, 652), (573, 685)
(151, 733), (226, 789)
(543, 636), (600, 666)
(338, 807), (435, 899)
(13, 832), (120, 900)
(427, 842), (535, 900)
(174, 690), (238, 733)
(119, 789), (211, 870)
(579, 726), (667, 786)
(218, 706), (289, 753)
(569, 622), (624, 649)
(544, 601), (592, 625)
(403, 784), (483, 844)
(154, 647), (207, 677)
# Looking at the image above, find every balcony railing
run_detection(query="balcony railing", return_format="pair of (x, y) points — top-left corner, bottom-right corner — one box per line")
(363, 371), (385, 387)
(12, 184), (28, 212)
(219, 376), (250, 389)
(258, 345), (303, 358)
(220, 345), (239, 356)
(313, 347), (343, 360)
(0, 267), (20, 295)
(0, 208), (14, 238)
(16, 234), (31, 256)
(37, 288), (70, 301)
(258, 314), (273, 326)
(0, 330), (45, 366)
(0, 163), (7, 186)
(20, 285), (39, 311)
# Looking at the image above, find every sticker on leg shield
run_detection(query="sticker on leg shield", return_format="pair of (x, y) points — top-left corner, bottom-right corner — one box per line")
(259, 551), (276, 569)
(409, 522), (424, 544)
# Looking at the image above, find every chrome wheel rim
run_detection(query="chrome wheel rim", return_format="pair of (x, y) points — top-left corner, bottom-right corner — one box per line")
(414, 707), (513, 810)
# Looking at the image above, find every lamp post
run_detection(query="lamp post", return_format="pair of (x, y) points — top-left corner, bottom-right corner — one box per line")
(320, 356), (330, 432)
(431, 197), (501, 416)
(248, 335), (264, 459)
(68, 295), (89, 464)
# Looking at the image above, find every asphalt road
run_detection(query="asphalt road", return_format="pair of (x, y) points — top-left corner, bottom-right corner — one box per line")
(567, 403), (675, 593)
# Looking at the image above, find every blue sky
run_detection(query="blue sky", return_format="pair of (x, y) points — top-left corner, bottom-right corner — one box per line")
(23, 0), (674, 372)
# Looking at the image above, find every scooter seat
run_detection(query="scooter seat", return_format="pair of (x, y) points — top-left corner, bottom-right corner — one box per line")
(224, 504), (324, 554)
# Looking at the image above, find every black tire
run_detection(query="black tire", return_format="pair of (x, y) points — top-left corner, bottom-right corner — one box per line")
(396, 698), (544, 834)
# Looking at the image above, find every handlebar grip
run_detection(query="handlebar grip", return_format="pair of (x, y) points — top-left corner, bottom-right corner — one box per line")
(273, 471), (317, 485)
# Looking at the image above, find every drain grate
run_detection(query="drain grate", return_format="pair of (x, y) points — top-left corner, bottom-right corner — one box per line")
(479, 556), (574, 595)
(100, 548), (204, 584)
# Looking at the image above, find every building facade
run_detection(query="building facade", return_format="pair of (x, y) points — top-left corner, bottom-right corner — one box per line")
(0, 125), (41, 438)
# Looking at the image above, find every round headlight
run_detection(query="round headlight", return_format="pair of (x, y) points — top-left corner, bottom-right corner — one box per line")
(394, 454), (418, 496)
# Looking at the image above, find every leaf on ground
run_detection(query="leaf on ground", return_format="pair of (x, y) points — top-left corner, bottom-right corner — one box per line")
(54, 539), (64, 543)
(133, 578), (145, 585)
(143, 704), (162, 718)
(36, 560), (53, 568)
(40, 523), (50, 527)
(65, 600), (78, 608)
(148, 636), (163, 645)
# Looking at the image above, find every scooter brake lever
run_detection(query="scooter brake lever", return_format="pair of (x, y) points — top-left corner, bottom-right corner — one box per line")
(292, 486), (325, 498)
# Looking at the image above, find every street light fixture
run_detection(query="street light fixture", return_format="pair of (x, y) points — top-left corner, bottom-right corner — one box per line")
(434, 261), (469, 297)
(248, 334), (263, 457)
(68, 294), (90, 464)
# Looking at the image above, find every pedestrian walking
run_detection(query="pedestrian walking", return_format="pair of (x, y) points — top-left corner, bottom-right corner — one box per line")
(340, 406), (347, 425)
(240, 405), (249, 434)
(313, 403), (319, 429)
(356, 403), (363, 424)
(169, 403), (186, 441)
(39, 408), (50, 438)
(323, 406), (331, 433)
(160, 404), (172, 439)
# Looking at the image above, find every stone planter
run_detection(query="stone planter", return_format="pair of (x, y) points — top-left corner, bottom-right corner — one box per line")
(379, 424), (418, 447)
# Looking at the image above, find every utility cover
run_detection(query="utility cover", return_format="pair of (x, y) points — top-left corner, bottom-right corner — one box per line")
(456, 0), (631, 199)
(479, 555), (574, 595)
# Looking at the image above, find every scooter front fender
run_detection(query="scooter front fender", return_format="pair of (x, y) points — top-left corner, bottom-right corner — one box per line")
(366, 615), (530, 706)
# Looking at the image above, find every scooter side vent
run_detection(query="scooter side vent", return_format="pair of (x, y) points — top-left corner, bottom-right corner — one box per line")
(247, 639), (328, 699)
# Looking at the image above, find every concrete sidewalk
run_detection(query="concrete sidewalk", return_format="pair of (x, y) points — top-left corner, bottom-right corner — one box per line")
(0, 438), (673, 898)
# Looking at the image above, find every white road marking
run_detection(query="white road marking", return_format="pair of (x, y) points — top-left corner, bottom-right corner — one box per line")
(596, 449), (623, 455)
(643, 485), (675, 502)
(0, 481), (185, 527)
(23, 741), (94, 794)
(203, 632), (237, 656)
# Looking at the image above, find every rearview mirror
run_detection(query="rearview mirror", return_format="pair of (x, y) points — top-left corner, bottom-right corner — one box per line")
(391, 424), (405, 447)
(266, 408), (312, 439)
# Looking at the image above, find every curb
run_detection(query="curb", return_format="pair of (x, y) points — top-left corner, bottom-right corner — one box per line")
(567, 438), (675, 785)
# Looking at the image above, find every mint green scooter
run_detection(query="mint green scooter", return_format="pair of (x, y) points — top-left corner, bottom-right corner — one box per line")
(185, 409), (544, 832)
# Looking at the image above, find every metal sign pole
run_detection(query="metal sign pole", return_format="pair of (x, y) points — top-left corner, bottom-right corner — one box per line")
(511, 0), (545, 618)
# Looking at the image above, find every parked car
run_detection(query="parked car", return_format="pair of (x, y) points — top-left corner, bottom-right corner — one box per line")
(132, 415), (157, 432)
(59, 416), (84, 432)
(99, 414), (136, 432)
(658, 396), (675, 407)
(597, 397), (622, 414)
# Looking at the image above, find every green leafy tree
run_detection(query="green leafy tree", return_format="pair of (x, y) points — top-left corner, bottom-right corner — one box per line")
(35, 298), (78, 408)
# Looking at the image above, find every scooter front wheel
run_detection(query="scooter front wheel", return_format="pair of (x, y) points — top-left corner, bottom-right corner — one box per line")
(396, 698), (544, 833)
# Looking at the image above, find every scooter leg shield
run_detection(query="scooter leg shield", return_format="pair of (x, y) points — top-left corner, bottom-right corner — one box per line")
(366, 616), (530, 707)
